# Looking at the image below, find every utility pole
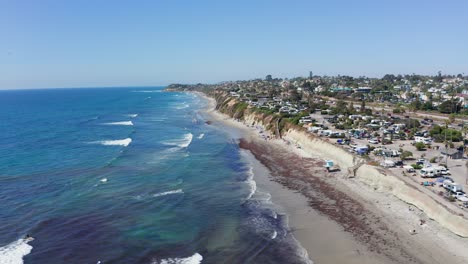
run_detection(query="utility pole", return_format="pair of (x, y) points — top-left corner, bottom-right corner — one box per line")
(445, 122), (448, 167)
(381, 107), (384, 146)
(463, 122), (467, 185)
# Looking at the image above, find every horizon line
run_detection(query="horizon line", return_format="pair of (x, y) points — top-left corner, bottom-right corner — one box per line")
(0, 85), (169, 91)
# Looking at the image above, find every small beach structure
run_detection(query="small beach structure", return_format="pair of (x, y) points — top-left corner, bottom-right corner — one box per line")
(325, 160), (334, 172)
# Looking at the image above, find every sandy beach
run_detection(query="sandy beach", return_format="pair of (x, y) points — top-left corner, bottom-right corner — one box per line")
(196, 91), (468, 264)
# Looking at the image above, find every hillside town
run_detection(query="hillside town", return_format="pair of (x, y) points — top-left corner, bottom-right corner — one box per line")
(167, 73), (468, 210)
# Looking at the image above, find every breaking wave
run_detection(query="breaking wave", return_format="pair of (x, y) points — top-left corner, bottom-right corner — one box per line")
(173, 102), (189, 109)
(152, 189), (184, 198)
(131, 90), (161, 93)
(197, 133), (205, 139)
(102, 121), (133, 126)
(154, 253), (203, 264)
(0, 238), (33, 264)
(162, 133), (193, 148)
(245, 167), (257, 200)
(92, 138), (132, 147)
(271, 230), (278, 239)
(126, 114), (138, 118)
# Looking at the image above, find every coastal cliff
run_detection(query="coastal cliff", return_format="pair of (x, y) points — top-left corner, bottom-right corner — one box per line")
(210, 90), (468, 238)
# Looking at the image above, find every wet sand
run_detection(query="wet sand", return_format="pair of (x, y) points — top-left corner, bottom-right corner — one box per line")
(196, 92), (468, 264)
(241, 150), (393, 264)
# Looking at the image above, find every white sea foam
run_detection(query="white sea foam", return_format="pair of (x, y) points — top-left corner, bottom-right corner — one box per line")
(173, 102), (189, 109)
(157, 253), (203, 264)
(271, 230), (278, 239)
(271, 211), (278, 219)
(0, 238), (33, 264)
(94, 138), (132, 147)
(245, 167), (257, 200)
(102, 121), (133, 126)
(179, 134), (193, 148)
(197, 133), (205, 139)
(126, 114), (138, 118)
(132, 90), (161, 93)
(100, 178), (108, 183)
(152, 189), (183, 198)
(162, 133), (193, 148)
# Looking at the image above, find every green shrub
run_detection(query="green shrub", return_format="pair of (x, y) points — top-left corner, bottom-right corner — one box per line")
(400, 151), (413, 160)
(414, 142), (426, 151)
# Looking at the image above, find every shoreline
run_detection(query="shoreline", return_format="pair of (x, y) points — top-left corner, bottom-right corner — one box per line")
(194, 91), (468, 264)
(195, 92), (393, 263)
(240, 149), (392, 264)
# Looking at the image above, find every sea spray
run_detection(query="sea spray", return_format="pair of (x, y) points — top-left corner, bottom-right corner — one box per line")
(152, 189), (184, 198)
(155, 253), (203, 264)
(102, 121), (134, 126)
(92, 138), (132, 147)
(162, 133), (193, 148)
(0, 238), (33, 264)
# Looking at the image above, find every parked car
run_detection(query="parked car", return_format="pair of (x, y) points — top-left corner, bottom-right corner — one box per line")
(416, 159), (426, 165)
(436, 166), (451, 175)
(451, 191), (466, 199)
(443, 176), (454, 182)
(368, 138), (379, 144)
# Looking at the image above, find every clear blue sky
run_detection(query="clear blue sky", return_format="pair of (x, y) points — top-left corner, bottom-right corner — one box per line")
(1, 0), (467, 89)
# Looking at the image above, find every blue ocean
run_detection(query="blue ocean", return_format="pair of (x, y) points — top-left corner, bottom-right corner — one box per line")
(0, 87), (309, 264)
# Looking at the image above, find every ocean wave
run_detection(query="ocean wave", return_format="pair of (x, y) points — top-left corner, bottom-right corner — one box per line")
(0, 238), (33, 264)
(197, 133), (205, 139)
(92, 138), (132, 147)
(271, 230), (278, 239)
(149, 118), (167, 122)
(126, 114), (138, 118)
(152, 189), (184, 198)
(79, 115), (100, 124)
(162, 133), (193, 148)
(102, 121), (133, 126)
(131, 90), (161, 93)
(173, 102), (189, 110)
(245, 167), (257, 200)
(155, 253), (203, 264)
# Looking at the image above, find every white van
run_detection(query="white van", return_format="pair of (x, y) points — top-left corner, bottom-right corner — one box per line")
(420, 167), (441, 178)
(442, 180), (454, 189)
(381, 160), (396, 168)
(414, 136), (432, 145)
(422, 137), (432, 144)
(318, 130), (332, 137)
(434, 166), (450, 175)
(403, 165), (415, 172)
(308, 126), (321, 133)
